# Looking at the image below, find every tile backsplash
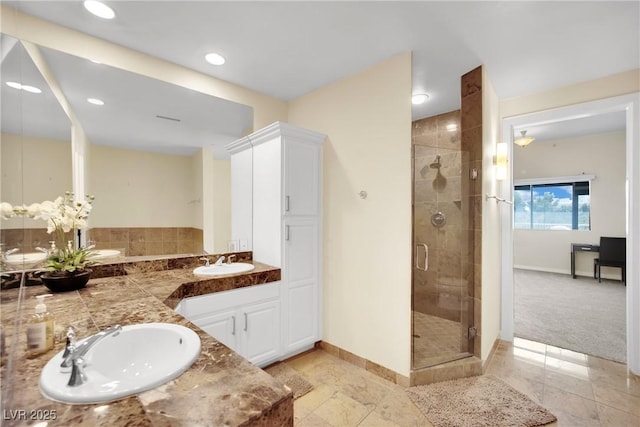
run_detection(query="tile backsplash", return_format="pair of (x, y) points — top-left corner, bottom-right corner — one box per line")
(87, 227), (204, 257)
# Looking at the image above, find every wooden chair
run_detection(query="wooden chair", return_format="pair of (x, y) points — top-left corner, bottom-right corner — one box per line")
(594, 237), (626, 285)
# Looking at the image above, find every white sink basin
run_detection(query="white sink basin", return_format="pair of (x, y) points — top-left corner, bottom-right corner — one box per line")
(193, 262), (255, 276)
(90, 249), (122, 259)
(40, 323), (201, 404)
(4, 252), (47, 265)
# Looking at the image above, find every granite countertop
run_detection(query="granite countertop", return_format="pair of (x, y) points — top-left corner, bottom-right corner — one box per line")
(0, 261), (291, 426)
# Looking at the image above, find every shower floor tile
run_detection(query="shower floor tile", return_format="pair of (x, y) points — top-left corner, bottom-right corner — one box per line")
(412, 311), (464, 366)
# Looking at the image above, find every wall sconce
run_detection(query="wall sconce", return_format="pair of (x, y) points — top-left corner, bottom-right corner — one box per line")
(494, 142), (508, 181)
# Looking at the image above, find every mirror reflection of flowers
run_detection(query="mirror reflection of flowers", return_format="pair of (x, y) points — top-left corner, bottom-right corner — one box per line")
(1, 192), (96, 275)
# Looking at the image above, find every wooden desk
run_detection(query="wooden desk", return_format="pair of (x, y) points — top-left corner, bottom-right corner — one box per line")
(571, 243), (600, 278)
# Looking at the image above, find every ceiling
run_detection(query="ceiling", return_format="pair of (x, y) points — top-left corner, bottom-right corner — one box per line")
(1, 1), (638, 152)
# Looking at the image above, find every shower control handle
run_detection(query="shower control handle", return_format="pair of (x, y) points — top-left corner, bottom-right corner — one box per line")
(416, 243), (428, 271)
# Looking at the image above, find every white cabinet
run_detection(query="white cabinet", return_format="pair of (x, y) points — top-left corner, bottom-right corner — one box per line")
(284, 139), (321, 216)
(225, 121), (325, 361)
(251, 123), (325, 359)
(175, 282), (281, 367)
(283, 218), (319, 355)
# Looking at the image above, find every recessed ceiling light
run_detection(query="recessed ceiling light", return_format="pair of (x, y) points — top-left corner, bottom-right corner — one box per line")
(6, 81), (42, 93)
(205, 52), (226, 66)
(87, 98), (104, 106)
(83, 0), (115, 19)
(22, 85), (42, 94)
(411, 93), (429, 105)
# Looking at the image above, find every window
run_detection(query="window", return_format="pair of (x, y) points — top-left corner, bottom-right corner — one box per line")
(514, 181), (590, 230)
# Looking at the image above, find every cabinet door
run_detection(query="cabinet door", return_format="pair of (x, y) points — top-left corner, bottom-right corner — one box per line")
(284, 139), (320, 216)
(191, 309), (239, 352)
(283, 219), (319, 355)
(241, 299), (281, 367)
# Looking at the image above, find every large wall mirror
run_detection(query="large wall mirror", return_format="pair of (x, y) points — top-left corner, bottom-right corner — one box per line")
(1, 34), (72, 259)
(1, 35), (254, 265)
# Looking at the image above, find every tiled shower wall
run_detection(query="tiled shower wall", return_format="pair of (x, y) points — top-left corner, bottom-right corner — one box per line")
(412, 110), (468, 323)
(88, 227), (204, 257)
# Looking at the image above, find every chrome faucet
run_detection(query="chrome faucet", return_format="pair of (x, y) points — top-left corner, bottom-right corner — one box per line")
(214, 255), (225, 266)
(199, 257), (210, 267)
(61, 324), (122, 386)
(226, 254), (237, 264)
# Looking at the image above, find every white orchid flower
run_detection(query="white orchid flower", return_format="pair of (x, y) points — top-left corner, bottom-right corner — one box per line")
(1, 202), (15, 219)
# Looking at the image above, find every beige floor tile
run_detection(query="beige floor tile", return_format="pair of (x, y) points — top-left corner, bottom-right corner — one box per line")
(374, 388), (432, 427)
(543, 384), (601, 427)
(294, 399), (313, 424)
(544, 369), (595, 400)
(313, 392), (374, 427)
(588, 362), (640, 397)
(546, 345), (590, 367)
(333, 369), (392, 407)
(295, 384), (336, 414)
(597, 402), (640, 427)
(592, 383), (640, 416)
(545, 357), (591, 381)
(288, 350), (336, 373)
(313, 392), (372, 426)
(295, 412), (333, 427)
(357, 410), (402, 427)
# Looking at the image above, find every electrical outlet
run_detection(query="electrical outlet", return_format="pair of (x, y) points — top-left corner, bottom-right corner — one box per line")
(228, 240), (238, 251)
(239, 239), (248, 250)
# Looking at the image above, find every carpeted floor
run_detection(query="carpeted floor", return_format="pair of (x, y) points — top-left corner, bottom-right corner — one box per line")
(514, 268), (626, 363)
(406, 375), (557, 427)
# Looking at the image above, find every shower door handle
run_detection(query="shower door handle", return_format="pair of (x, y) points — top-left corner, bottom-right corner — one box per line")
(416, 244), (428, 271)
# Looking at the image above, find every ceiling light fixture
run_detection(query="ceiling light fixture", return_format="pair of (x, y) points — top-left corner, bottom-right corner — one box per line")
(411, 93), (429, 105)
(87, 98), (105, 106)
(446, 123), (458, 132)
(83, 0), (115, 19)
(514, 130), (535, 147)
(205, 52), (226, 66)
(6, 81), (42, 93)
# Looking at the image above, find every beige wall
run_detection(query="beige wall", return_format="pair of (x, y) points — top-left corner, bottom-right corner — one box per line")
(88, 144), (195, 228)
(0, 133), (72, 229)
(513, 131), (626, 277)
(288, 52), (413, 376)
(212, 159), (232, 253)
(501, 69), (640, 119)
(481, 70), (501, 360)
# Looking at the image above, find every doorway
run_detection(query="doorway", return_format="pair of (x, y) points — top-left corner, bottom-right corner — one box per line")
(500, 93), (640, 375)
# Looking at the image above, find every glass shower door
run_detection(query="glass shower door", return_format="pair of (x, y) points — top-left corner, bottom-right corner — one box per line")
(411, 114), (475, 369)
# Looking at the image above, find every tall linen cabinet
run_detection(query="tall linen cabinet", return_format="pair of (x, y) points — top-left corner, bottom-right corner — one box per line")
(233, 122), (325, 360)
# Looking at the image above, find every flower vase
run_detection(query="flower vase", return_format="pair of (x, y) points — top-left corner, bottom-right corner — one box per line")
(39, 269), (92, 292)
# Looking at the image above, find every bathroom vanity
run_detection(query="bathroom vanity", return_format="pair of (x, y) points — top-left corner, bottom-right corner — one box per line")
(0, 258), (293, 426)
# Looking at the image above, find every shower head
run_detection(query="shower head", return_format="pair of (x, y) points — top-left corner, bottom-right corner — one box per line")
(430, 154), (441, 169)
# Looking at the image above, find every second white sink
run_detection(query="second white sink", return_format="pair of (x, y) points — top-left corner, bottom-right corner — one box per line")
(193, 262), (255, 276)
(4, 252), (47, 266)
